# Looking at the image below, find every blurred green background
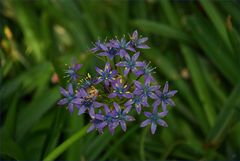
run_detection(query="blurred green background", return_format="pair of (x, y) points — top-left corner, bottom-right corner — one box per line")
(1, 0), (240, 160)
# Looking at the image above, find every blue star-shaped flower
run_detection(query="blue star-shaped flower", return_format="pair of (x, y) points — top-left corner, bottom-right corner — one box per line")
(124, 94), (149, 114)
(109, 37), (135, 58)
(91, 40), (107, 53)
(134, 80), (160, 103)
(108, 78), (132, 99)
(116, 52), (145, 77)
(79, 73), (98, 89)
(153, 81), (178, 111)
(65, 63), (82, 82)
(72, 88), (103, 118)
(130, 30), (150, 49)
(96, 62), (118, 86)
(112, 102), (135, 132)
(94, 105), (119, 135)
(140, 108), (168, 134)
(136, 61), (156, 83)
(58, 83), (77, 114)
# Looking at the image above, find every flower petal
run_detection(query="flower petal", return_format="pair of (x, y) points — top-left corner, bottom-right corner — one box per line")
(138, 37), (148, 44)
(124, 99), (134, 107)
(166, 99), (175, 106)
(140, 119), (151, 127)
(157, 119), (168, 127)
(77, 88), (88, 98)
(87, 124), (95, 133)
(163, 81), (169, 93)
(78, 106), (86, 115)
(120, 121), (127, 132)
(132, 30), (138, 40)
(113, 102), (121, 113)
(166, 90), (178, 97)
(124, 68), (130, 77)
(144, 112), (152, 118)
(105, 62), (111, 71)
(60, 87), (68, 97)
(134, 81), (142, 89)
(135, 61), (145, 67)
(108, 92), (117, 98)
(68, 84), (74, 95)
(137, 44), (150, 49)
(116, 61), (126, 67)
(125, 115), (135, 121)
(57, 98), (68, 105)
(96, 67), (102, 74)
(132, 52), (140, 61)
(68, 103), (74, 114)
(151, 123), (157, 134)
(94, 102), (103, 108)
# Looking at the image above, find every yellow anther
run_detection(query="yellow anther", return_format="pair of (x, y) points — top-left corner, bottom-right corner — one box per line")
(87, 73), (91, 78)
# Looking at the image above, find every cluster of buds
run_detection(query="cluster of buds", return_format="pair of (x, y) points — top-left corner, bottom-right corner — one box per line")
(58, 30), (177, 134)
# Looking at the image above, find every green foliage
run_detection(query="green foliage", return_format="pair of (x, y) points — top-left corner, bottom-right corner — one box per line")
(0, 0), (240, 160)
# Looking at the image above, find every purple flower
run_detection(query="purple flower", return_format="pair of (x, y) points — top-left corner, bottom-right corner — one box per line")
(94, 105), (119, 135)
(72, 88), (103, 118)
(136, 61), (156, 82)
(109, 38), (135, 58)
(124, 94), (149, 114)
(108, 78), (132, 99)
(140, 108), (168, 134)
(134, 80), (159, 103)
(58, 84), (76, 114)
(65, 64), (82, 82)
(153, 82), (177, 111)
(98, 44), (119, 60)
(96, 62), (118, 86)
(116, 52), (145, 77)
(91, 40), (107, 53)
(79, 73), (98, 89)
(113, 102), (135, 132)
(130, 30), (150, 49)
(87, 117), (105, 134)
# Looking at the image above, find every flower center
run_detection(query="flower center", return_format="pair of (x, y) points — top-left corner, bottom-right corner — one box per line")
(109, 48), (117, 56)
(82, 99), (93, 107)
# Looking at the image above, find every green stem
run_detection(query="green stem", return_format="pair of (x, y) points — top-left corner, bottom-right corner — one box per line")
(43, 124), (89, 161)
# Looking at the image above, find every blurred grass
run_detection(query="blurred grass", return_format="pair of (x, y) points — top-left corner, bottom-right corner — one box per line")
(0, 0), (240, 160)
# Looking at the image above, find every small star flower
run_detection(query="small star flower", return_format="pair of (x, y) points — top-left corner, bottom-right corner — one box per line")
(72, 88), (103, 118)
(94, 105), (119, 135)
(130, 30), (150, 49)
(87, 117), (105, 134)
(116, 52), (145, 76)
(98, 45), (119, 60)
(113, 102), (135, 132)
(91, 40), (108, 53)
(134, 79), (160, 103)
(109, 37), (135, 58)
(153, 82), (178, 111)
(58, 83), (76, 114)
(124, 94), (149, 114)
(108, 78), (132, 99)
(96, 62), (118, 86)
(79, 73), (98, 89)
(140, 108), (168, 134)
(65, 64), (82, 82)
(136, 61), (156, 83)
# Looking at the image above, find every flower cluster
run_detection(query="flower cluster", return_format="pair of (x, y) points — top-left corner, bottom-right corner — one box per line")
(58, 30), (177, 134)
